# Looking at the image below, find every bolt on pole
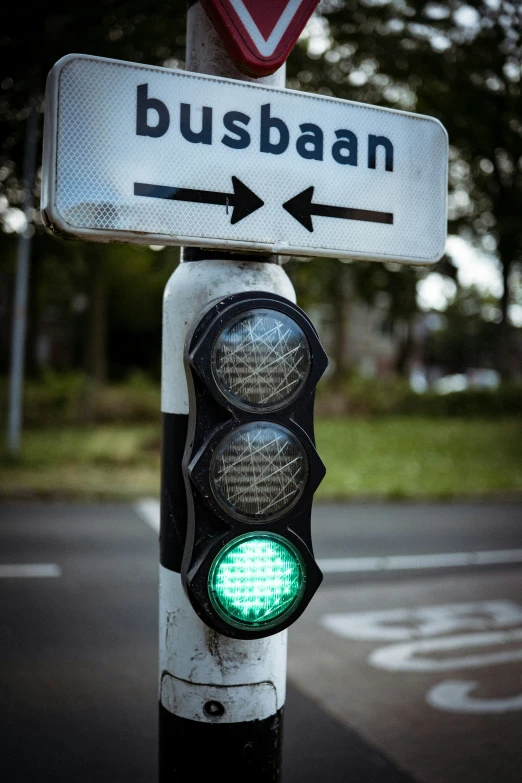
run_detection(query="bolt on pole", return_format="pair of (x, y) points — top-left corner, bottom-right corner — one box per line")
(158, 2), (293, 780)
(7, 96), (38, 455)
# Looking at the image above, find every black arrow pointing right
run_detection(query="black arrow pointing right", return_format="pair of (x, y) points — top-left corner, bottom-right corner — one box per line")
(134, 176), (264, 225)
(283, 186), (394, 232)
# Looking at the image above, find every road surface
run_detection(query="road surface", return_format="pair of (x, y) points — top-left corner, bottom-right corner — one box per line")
(1, 500), (521, 782)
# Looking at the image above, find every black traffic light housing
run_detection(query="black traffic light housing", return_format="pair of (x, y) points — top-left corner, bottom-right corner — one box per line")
(181, 291), (328, 640)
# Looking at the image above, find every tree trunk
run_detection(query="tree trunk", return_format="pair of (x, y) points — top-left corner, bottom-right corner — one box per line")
(497, 247), (513, 380)
(84, 248), (107, 385)
(395, 318), (414, 377)
(330, 262), (351, 389)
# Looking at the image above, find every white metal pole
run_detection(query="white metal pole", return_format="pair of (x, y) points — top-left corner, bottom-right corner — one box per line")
(159, 3), (293, 779)
(7, 97), (38, 455)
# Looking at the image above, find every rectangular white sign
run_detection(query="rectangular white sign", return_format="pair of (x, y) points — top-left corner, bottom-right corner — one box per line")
(42, 54), (448, 265)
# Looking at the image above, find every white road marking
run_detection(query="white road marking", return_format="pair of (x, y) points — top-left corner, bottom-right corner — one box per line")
(317, 549), (522, 573)
(134, 498), (160, 533)
(370, 629), (522, 672)
(322, 600), (522, 714)
(135, 499), (522, 578)
(322, 600), (522, 641)
(427, 680), (522, 714)
(0, 563), (62, 578)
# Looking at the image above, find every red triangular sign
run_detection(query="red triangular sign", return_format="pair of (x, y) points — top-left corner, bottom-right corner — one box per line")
(201, 0), (319, 77)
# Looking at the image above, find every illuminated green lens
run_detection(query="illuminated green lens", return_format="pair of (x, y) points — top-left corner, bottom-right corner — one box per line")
(208, 533), (306, 630)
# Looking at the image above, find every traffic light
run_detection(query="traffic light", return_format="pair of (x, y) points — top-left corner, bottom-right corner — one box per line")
(181, 291), (328, 639)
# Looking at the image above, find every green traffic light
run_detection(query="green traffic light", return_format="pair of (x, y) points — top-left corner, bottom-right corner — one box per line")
(208, 532), (306, 630)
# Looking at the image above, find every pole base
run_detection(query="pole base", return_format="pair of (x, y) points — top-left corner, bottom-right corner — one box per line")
(159, 701), (284, 782)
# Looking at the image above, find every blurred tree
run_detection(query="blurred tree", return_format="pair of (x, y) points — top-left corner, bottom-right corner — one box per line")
(289, 0), (521, 376)
(286, 257), (350, 382)
(106, 244), (179, 379)
(288, 253), (423, 378)
(24, 241), (176, 381)
(84, 246), (108, 385)
(425, 285), (502, 372)
(1, 1), (188, 204)
(287, 255), (420, 379)
(0, 1), (187, 380)
(2, 1), (519, 382)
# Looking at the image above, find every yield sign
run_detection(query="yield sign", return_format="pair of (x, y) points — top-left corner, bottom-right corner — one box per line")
(201, 0), (319, 77)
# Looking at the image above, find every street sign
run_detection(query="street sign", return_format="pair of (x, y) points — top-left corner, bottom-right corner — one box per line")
(200, 0), (319, 77)
(42, 54), (448, 266)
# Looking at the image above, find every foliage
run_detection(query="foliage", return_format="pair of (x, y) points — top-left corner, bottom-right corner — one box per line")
(1, 418), (521, 499)
(289, 0), (522, 359)
(1, 2), (188, 203)
(0, 371), (160, 427)
(1, 1), (520, 385)
(0, 239), (179, 378)
(286, 255), (421, 380)
(317, 372), (522, 417)
(288, 255), (419, 319)
(92, 371), (161, 422)
(25, 369), (86, 419)
(0, 424), (161, 497)
(0, 2), (185, 382)
(424, 285), (503, 371)
(1, 371), (520, 429)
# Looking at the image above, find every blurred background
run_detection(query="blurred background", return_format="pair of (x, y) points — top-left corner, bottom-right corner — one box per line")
(1, 3), (522, 782)
(0, 0), (521, 498)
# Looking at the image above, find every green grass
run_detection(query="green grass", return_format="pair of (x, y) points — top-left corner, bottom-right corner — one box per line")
(1, 418), (521, 500)
(0, 425), (161, 498)
(316, 417), (522, 500)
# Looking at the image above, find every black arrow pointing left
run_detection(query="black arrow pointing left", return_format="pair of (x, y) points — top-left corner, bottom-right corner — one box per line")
(134, 176), (264, 225)
(283, 186), (394, 232)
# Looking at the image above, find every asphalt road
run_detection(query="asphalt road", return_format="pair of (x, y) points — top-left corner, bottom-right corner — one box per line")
(1, 501), (522, 782)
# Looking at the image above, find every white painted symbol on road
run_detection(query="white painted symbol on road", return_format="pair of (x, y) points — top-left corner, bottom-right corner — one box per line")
(426, 680), (522, 714)
(322, 600), (522, 641)
(322, 600), (522, 715)
(370, 629), (522, 672)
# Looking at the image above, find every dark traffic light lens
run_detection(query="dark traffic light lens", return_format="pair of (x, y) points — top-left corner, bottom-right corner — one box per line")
(210, 422), (308, 522)
(208, 532), (306, 630)
(212, 309), (310, 411)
